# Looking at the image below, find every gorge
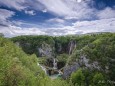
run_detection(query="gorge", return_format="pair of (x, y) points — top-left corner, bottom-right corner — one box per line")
(13, 36), (77, 78)
(11, 33), (115, 81)
(1, 33), (115, 86)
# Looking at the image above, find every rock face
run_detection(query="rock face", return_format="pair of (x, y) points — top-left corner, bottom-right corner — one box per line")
(15, 39), (77, 58)
(38, 40), (76, 58)
(62, 62), (80, 79)
(78, 56), (101, 70)
(62, 55), (101, 79)
(55, 40), (76, 54)
(38, 43), (55, 58)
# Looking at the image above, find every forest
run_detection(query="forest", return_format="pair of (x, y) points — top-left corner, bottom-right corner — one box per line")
(0, 33), (115, 86)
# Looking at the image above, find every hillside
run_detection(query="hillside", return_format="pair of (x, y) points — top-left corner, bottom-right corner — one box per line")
(0, 37), (70, 86)
(0, 33), (115, 86)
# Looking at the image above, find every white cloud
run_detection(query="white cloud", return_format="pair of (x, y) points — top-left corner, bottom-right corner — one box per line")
(37, 0), (72, 16)
(0, 0), (92, 20)
(72, 18), (115, 33)
(42, 9), (47, 13)
(97, 7), (115, 19)
(10, 26), (46, 36)
(42, 18), (115, 35)
(25, 10), (36, 15)
(0, 8), (15, 27)
(77, 0), (82, 3)
(0, 0), (26, 11)
(47, 18), (65, 23)
(0, 0), (115, 37)
(0, 0), (114, 20)
(35, 0), (115, 20)
(0, 18), (115, 37)
(37, 0), (94, 20)
(0, 25), (46, 37)
(0, 8), (15, 21)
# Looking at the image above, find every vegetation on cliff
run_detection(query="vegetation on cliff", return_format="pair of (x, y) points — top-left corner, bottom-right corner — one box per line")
(0, 33), (115, 86)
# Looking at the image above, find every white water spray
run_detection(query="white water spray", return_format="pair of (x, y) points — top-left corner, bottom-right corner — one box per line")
(53, 58), (57, 69)
(37, 63), (47, 74)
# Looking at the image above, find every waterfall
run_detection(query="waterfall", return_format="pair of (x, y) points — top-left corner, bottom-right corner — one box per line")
(53, 58), (57, 69)
(69, 41), (76, 55)
(37, 63), (47, 74)
(69, 41), (73, 55)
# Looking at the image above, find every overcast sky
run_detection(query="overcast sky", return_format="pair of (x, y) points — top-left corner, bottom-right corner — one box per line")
(0, 0), (115, 37)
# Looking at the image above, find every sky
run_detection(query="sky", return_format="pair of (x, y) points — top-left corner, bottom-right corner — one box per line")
(0, 0), (115, 37)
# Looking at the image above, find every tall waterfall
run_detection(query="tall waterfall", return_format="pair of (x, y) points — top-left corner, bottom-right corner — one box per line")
(53, 58), (57, 69)
(68, 41), (76, 55)
(69, 41), (73, 55)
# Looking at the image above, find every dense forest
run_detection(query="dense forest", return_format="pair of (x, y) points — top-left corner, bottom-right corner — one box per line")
(0, 33), (115, 86)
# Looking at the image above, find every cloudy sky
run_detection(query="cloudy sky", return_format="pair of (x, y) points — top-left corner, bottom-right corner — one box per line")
(0, 0), (115, 37)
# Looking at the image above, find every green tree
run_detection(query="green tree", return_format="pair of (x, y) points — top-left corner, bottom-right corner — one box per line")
(70, 69), (85, 86)
(0, 33), (4, 37)
(92, 73), (105, 86)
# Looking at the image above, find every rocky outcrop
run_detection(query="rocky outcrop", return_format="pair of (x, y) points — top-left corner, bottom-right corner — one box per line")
(62, 55), (101, 79)
(55, 40), (76, 54)
(38, 43), (55, 58)
(79, 56), (101, 70)
(62, 62), (80, 79)
(37, 40), (76, 57)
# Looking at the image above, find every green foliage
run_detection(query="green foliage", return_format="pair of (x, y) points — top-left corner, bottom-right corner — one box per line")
(70, 69), (85, 86)
(92, 73), (105, 86)
(9, 33), (115, 86)
(81, 34), (115, 81)
(11, 35), (55, 56)
(69, 33), (115, 82)
(0, 37), (45, 86)
(57, 54), (68, 63)
(38, 57), (47, 65)
(0, 37), (70, 86)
